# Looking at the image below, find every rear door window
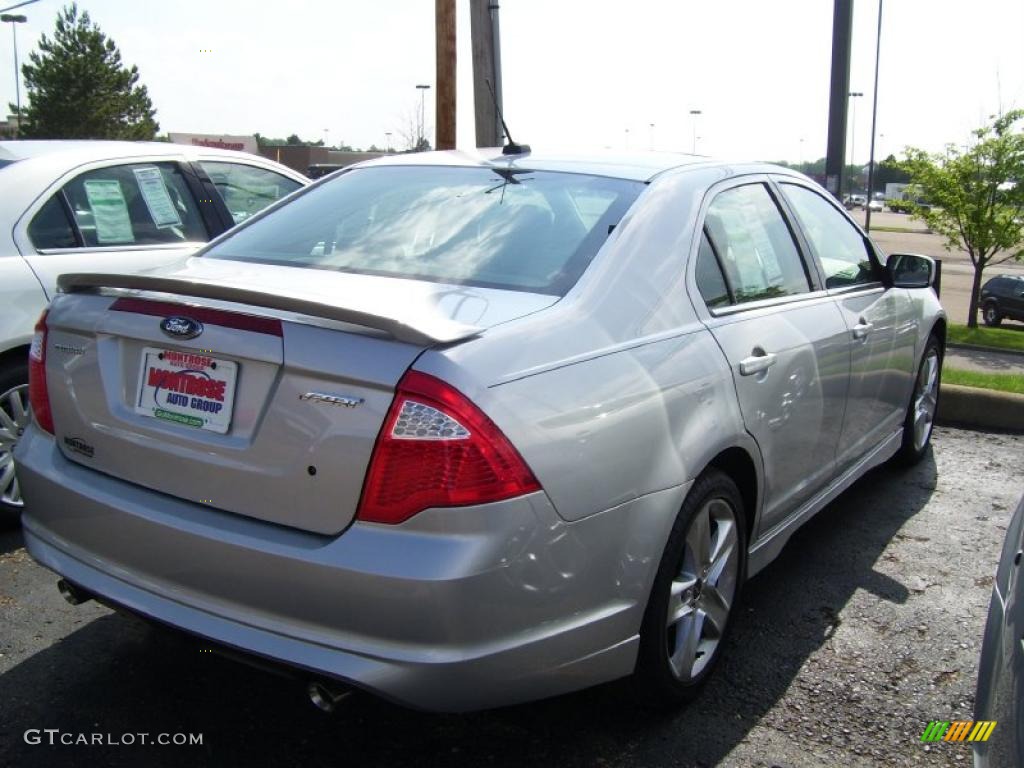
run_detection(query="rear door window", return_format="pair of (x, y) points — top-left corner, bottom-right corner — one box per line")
(704, 183), (811, 304)
(60, 162), (207, 247)
(198, 161), (302, 225)
(695, 230), (731, 309)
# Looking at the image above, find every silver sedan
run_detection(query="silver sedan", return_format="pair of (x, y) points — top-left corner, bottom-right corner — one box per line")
(15, 148), (945, 711)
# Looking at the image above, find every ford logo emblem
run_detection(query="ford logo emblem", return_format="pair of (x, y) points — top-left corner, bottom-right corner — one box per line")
(160, 316), (204, 340)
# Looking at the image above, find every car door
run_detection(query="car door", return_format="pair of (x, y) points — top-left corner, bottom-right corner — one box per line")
(16, 159), (213, 299)
(693, 179), (850, 535)
(776, 180), (914, 472)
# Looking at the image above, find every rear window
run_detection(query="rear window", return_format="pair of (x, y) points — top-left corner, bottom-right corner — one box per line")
(203, 166), (644, 295)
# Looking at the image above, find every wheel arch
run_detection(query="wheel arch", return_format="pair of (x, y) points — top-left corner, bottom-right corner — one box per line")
(705, 446), (760, 548)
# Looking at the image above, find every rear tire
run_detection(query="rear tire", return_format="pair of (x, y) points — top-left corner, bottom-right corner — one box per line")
(0, 359), (30, 525)
(982, 301), (1002, 327)
(634, 469), (747, 707)
(893, 334), (941, 467)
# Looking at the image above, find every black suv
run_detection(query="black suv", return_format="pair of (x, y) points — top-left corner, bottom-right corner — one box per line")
(980, 274), (1024, 326)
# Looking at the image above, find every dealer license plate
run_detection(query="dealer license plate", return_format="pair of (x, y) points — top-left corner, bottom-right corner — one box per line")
(134, 347), (238, 434)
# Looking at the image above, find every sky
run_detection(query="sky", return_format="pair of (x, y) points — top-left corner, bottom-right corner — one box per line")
(1, 0), (1022, 163)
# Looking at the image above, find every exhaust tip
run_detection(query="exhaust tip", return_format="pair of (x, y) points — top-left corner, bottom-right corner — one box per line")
(307, 680), (352, 713)
(57, 579), (92, 606)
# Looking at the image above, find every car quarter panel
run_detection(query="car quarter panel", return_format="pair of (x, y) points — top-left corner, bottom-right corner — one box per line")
(415, 166), (761, 523)
(0, 253), (46, 355)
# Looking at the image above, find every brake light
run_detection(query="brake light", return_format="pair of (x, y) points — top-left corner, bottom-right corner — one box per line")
(28, 310), (53, 434)
(357, 371), (541, 524)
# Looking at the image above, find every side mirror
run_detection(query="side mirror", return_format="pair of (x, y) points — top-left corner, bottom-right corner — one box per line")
(887, 252), (935, 289)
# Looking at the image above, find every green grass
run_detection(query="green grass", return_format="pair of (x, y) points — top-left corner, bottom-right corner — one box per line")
(944, 368), (1024, 395)
(948, 323), (1024, 353)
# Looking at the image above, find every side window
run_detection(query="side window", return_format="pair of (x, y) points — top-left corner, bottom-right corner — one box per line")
(61, 163), (207, 247)
(781, 183), (880, 288)
(695, 230), (730, 309)
(28, 195), (77, 249)
(198, 162), (302, 225)
(704, 183), (810, 304)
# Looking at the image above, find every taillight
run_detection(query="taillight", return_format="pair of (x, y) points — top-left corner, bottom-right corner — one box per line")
(28, 310), (54, 434)
(357, 371), (541, 524)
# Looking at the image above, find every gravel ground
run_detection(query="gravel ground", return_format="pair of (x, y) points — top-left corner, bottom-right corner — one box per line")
(0, 426), (1021, 768)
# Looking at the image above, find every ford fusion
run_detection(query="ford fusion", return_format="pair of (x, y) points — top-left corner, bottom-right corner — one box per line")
(15, 148), (945, 711)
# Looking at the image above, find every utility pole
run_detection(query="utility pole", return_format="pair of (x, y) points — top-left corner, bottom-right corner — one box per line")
(470, 0), (503, 146)
(864, 0), (884, 233)
(435, 0), (456, 150)
(824, 0), (854, 199)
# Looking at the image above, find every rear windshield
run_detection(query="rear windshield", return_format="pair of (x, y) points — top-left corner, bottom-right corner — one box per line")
(203, 165), (644, 295)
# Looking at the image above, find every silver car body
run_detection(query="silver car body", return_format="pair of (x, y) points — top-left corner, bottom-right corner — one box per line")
(16, 149), (945, 711)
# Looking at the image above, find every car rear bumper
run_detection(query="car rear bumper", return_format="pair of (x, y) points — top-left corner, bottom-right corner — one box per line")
(16, 425), (684, 711)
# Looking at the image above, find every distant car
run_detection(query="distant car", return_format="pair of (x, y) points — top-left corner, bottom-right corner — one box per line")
(979, 274), (1024, 326)
(843, 194), (867, 210)
(974, 493), (1024, 767)
(0, 140), (308, 515)
(867, 199), (884, 212)
(306, 163), (347, 179)
(16, 148), (946, 712)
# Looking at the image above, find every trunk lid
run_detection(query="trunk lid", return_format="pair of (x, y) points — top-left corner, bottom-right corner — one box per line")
(44, 259), (557, 535)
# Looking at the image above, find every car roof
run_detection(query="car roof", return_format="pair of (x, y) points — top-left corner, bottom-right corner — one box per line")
(0, 139), (267, 164)
(351, 146), (786, 182)
(0, 140), (308, 222)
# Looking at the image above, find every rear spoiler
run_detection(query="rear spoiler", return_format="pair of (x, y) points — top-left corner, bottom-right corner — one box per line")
(57, 273), (482, 347)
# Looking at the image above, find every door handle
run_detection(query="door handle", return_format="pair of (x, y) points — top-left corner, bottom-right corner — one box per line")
(852, 320), (874, 340)
(739, 351), (777, 376)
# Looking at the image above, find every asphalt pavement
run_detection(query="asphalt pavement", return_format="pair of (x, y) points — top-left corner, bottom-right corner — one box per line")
(1, 427), (1021, 768)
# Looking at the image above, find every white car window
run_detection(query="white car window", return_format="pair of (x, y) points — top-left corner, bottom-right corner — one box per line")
(199, 162), (302, 225)
(55, 162), (207, 248)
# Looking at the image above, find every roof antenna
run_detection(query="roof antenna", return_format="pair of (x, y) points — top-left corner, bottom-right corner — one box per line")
(486, 78), (530, 156)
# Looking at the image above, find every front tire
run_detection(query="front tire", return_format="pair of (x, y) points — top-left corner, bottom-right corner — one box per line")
(634, 469), (747, 706)
(0, 359), (30, 524)
(894, 334), (941, 466)
(982, 301), (1002, 327)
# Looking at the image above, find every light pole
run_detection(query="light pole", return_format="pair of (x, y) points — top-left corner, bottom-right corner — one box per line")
(415, 84), (430, 149)
(689, 109), (702, 154)
(385, 131), (392, 152)
(1, 11), (28, 137)
(649, 122), (655, 151)
(848, 91), (863, 191)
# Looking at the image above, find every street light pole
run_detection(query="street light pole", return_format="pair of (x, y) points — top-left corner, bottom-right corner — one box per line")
(415, 84), (430, 150)
(848, 91), (863, 191)
(385, 131), (392, 152)
(689, 109), (702, 154)
(864, 0), (884, 233)
(1, 12), (27, 137)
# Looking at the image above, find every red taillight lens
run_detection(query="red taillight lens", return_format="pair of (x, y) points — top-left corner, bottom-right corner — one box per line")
(357, 371), (541, 524)
(28, 310), (53, 434)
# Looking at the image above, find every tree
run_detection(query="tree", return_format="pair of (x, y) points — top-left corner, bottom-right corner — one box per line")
(15, 4), (158, 140)
(902, 110), (1024, 327)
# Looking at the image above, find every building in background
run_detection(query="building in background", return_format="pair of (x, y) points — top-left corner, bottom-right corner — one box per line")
(169, 132), (259, 155)
(256, 145), (386, 176)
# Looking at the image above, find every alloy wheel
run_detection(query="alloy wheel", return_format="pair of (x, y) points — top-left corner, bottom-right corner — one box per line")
(665, 497), (739, 681)
(984, 306), (998, 324)
(912, 348), (940, 452)
(0, 383), (30, 508)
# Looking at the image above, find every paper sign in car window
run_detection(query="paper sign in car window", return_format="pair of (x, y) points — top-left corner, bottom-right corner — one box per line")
(83, 179), (135, 244)
(133, 166), (182, 228)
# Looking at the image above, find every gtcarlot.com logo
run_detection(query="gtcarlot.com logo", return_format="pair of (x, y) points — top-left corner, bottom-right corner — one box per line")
(24, 729), (203, 746)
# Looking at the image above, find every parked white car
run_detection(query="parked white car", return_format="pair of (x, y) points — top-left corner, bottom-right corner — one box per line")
(0, 141), (308, 512)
